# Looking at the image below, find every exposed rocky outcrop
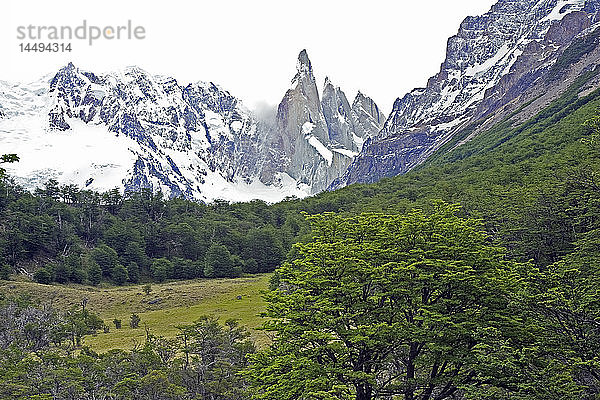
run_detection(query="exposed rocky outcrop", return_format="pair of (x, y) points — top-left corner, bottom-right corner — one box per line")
(0, 51), (385, 201)
(45, 63), (264, 199)
(332, 0), (600, 189)
(261, 50), (385, 193)
(350, 91), (386, 151)
(322, 77), (355, 151)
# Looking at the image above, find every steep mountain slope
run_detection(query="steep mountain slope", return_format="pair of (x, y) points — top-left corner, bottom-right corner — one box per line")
(350, 91), (387, 151)
(332, 0), (600, 188)
(0, 53), (384, 201)
(1, 65), (299, 202)
(260, 50), (384, 193)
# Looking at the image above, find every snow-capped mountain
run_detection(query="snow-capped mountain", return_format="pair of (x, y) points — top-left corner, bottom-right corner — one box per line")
(1, 64), (297, 202)
(6, 0), (598, 201)
(332, 0), (600, 188)
(0, 52), (384, 202)
(260, 50), (385, 193)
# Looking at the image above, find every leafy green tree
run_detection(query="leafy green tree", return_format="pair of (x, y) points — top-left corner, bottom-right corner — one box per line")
(127, 262), (140, 283)
(91, 244), (119, 278)
(63, 253), (85, 283)
(529, 228), (600, 398)
(113, 370), (185, 400)
(171, 257), (189, 280)
(122, 241), (149, 269)
(0, 264), (10, 280)
(244, 226), (285, 272)
(204, 243), (239, 278)
(111, 264), (129, 285)
(70, 265), (87, 284)
(53, 262), (70, 284)
(247, 206), (526, 400)
(151, 258), (172, 282)
(64, 306), (104, 348)
(242, 258), (259, 274)
(33, 268), (52, 285)
(165, 222), (200, 260)
(176, 317), (255, 399)
(87, 261), (102, 286)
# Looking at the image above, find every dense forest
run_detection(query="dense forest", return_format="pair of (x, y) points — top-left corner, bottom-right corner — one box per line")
(2, 73), (599, 285)
(0, 71), (600, 399)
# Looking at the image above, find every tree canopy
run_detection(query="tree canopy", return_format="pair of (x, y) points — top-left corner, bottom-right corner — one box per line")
(247, 205), (527, 400)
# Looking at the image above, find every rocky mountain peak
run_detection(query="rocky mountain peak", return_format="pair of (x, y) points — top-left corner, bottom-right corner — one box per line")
(349, 90), (386, 151)
(297, 49), (312, 73)
(1, 50), (386, 202)
(321, 77), (354, 150)
(292, 49), (316, 89)
(259, 51), (386, 193)
(332, 0), (600, 190)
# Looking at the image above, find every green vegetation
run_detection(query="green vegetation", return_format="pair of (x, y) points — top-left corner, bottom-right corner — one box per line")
(0, 178), (297, 287)
(1, 59), (600, 399)
(0, 299), (255, 400)
(0, 274), (270, 353)
(548, 28), (600, 80)
(248, 207), (530, 400)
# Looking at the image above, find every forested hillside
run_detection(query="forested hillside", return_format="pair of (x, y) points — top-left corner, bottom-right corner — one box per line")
(1, 60), (600, 400)
(2, 71), (599, 284)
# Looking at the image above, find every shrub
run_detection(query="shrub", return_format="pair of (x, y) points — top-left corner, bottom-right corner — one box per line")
(33, 268), (52, 285)
(0, 264), (11, 280)
(130, 313), (141, 329)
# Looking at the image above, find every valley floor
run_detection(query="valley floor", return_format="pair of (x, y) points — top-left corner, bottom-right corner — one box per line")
(0, 274), (270, 352)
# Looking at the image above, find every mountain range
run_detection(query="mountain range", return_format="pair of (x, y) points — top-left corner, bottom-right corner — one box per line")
(3, 0), (600, 202)
(0, 51), (384, 202)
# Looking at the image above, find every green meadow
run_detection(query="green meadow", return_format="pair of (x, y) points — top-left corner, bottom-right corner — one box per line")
(0, 274), (271, 352)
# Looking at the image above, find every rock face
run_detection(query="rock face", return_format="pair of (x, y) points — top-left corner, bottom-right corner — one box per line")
(350, 91), (387, 151)
(11, 0), (598, 199)
(322, 77), (356, 151)
(261, 50), (385, 193)
(0, 51), (385, 201)
(332, 0), (600, 188)
(1, 64), (290, 202)
(43, 63), (266, 200)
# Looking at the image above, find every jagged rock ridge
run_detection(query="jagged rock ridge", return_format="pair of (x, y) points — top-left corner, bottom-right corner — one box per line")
(261, 50), (386, 193)
(0, 52), (385, 201)
(332, 0), (600, 188)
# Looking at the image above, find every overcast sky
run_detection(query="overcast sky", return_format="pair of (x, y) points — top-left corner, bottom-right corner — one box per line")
(2, 0), (497, 114)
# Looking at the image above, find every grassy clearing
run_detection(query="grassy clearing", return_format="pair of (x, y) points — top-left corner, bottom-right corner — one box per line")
(0, 274), (272, 352)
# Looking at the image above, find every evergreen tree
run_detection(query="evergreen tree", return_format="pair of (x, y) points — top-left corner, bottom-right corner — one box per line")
(204, 243), (238, 278)
(111, 264), (129, 285)
(87, 261), (102, 286)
